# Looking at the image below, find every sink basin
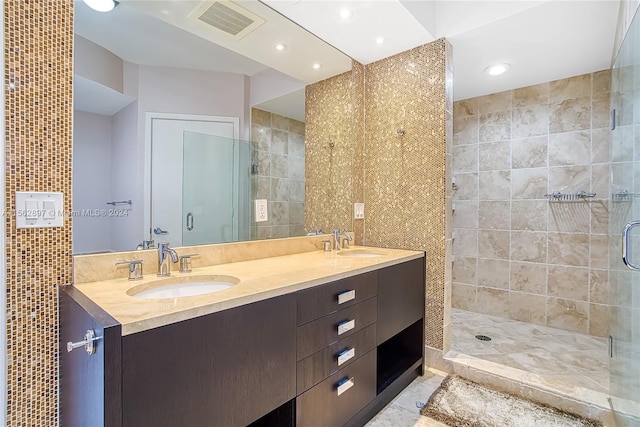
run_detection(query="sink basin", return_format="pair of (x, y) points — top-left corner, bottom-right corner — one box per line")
(127, 275), (240, 299)
(337, 249), (385, 258)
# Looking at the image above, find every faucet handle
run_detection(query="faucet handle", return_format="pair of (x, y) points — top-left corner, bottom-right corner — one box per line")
(115, 259), (143, 280)
(136, 239), (154, 250)
(179, 254), (200, 273)
(342, 238), (351, 250)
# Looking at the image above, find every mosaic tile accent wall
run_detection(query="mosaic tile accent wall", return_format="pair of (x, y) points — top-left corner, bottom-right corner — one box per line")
(452, 71), (611, 337)
(363, 40), (451, 350)
(250, 108), (306, 239)
(4, 0), (74, 425)
(305, 68), (358, 237)
(351, 61), (366, 244)
(306, 41), (452, 351)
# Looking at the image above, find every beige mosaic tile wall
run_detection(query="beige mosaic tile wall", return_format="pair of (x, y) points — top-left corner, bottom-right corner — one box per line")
(363, 40), (452, 350)
(305, 68), (359, 237)
(452, 70), (611, 337)
(251, 108), (306, 239)
(306, 41), (452, 351)
(4, 0), (74, 424)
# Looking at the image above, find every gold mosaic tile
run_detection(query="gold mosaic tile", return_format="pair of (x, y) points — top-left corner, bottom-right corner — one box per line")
(306, 40), (452, 351)
(305, 69), (357, 235)
(363, 40), (450, 350)
(4, 1), (74, 425)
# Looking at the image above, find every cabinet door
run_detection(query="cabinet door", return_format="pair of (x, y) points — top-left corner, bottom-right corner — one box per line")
(122, 294), (297, 427)
(59, 286), (122, 427)
(377, 258), (425, 345)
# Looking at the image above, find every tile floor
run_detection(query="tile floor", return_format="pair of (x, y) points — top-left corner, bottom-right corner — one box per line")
(366, 369), (447, 427)
(367, 309), (612, 427)
(450, 309), (610, 393)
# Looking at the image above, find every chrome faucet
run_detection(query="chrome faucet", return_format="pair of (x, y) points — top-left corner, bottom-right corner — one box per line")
(332, 230), (353, 250)
(157, 242), (178, 276)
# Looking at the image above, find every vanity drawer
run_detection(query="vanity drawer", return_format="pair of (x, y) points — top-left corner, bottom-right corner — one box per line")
(297, 271), (377, 325)
(297, 323), (377, 394)
(296, 349), (376, 427)
(297, 297), (377, 361)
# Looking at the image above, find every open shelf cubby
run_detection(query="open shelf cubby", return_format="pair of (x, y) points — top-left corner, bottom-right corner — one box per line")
(376, 319), (424, 394)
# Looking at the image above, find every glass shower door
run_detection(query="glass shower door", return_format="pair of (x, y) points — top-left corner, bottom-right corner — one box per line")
(609, 8), (640, 425)
(182, 132), (238, 246)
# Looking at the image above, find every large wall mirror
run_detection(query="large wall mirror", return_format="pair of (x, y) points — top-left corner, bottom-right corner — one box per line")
(72, 0), (352, 254)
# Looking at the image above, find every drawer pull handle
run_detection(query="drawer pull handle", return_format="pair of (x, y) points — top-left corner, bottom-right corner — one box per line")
(337, 377), (355, 396)
(337, 347), (356, 366)
(337, 289), (355, 304)
(337, 319), (355, 335)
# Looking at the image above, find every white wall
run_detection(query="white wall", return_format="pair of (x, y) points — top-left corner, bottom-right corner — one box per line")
(72, 111), (113, 253)
(250, 68), (306, 107)
(108, 65), (250, 250)
(110, 101), (140, 251)
(74, 35), (124, 93)
(73, 37), (253, 251)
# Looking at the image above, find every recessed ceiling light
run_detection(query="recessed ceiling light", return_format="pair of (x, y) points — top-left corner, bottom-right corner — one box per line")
(375, 36), (386, 45)
(82, 0), (118, 12)
(312, 63), (322, 70)
(339, 8), (353, 19)
(274, 43), (287, 52)
(485, 63), (511, 76)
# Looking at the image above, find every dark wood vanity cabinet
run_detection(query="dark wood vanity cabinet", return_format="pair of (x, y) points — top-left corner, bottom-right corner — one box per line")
(377, 258), (425, 345)
(60, 292), (296, 427)
(121, 294), (296, 427)
(60, 255), (425, 427)
(59, 286), (122, 427)
(294, 257), (425, 427)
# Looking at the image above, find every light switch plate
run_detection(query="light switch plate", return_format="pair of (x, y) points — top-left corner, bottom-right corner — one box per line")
(255, 199), (268, 222)
(15, 192), (64, 229)
(354, 203), (364, 219)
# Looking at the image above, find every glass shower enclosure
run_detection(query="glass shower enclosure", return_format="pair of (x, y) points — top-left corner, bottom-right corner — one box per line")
(609, 7), (640, 425)
(182, 132), (251, 246)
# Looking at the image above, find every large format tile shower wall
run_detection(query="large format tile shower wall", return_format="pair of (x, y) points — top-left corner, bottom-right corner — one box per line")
(452, 71), (611, 337)
(251, 108), (306, 239)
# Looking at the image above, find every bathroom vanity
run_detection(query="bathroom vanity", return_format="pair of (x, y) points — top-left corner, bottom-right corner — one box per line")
(60, 243), (425, 427)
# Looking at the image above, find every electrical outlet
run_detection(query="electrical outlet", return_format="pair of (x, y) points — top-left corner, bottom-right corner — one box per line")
(255, 199), (268, 222)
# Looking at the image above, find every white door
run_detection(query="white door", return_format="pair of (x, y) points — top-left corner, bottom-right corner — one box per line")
(150, 115), (237, 247)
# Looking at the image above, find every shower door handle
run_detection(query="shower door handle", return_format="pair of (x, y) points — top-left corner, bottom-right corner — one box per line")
(186, 212), (194, 231)
(622, 220), (640, 271)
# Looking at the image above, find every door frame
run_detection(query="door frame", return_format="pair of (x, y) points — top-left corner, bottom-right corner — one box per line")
(143, 113), (240, 243)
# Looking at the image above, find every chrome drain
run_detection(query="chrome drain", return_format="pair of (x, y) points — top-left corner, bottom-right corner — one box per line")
(475, 335), (491, 341)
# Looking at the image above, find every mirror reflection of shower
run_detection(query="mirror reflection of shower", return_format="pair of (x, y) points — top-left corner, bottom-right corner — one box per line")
(181, 133), (251, 246)
(149, 116), (252, 249)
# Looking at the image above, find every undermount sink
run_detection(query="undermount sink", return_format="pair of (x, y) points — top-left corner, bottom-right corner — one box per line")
(337, 249), (385, 258)
(127, 275), (240, 299)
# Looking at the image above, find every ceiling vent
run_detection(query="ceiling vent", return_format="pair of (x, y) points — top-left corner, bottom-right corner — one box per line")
(190, 1), (265, 40)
